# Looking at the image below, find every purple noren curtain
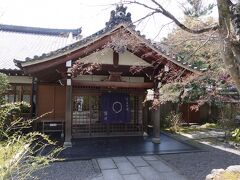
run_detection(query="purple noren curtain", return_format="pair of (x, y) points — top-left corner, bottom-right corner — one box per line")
(101, 93), (131, 123)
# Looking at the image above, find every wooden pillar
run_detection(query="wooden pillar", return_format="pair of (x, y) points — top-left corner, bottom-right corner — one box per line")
(152, 107), (160, 143)
(152, 80), (161, 144)
(31, 77), (38, 130)
(143, 103), (148, 135)
(64, 63), (72, 147)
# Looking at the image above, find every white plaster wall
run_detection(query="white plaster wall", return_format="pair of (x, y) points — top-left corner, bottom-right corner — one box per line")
(119, 51), (151, 66)
(77, 48), (113, 64)
(77, 48), (151, 67)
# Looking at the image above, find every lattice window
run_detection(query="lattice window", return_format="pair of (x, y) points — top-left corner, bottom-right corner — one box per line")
(72, 94), (143, 137)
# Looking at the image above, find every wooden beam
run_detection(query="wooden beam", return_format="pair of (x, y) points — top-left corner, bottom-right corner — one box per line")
(72, 80), (153, 89)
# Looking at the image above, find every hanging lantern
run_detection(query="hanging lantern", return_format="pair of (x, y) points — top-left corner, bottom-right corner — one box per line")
(164, 65), (169, 72)
(146, 89), (154, 101)
(66, 60), (72, 68)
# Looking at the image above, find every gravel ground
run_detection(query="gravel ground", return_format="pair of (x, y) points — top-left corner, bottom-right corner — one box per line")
(160, 138), (240, 180)
(31, 160), (101, 180)
(30, 132), (239, 180)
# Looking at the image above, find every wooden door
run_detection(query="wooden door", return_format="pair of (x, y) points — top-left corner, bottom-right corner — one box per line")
(37, 84), (66, 121)
(37, 85), (55, 119)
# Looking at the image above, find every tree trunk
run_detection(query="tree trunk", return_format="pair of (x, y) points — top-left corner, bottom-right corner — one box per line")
(217, 0), (240, 92)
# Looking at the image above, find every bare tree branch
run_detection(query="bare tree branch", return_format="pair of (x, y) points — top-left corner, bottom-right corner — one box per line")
(132, 11), (157, 25)
(124, 0), (219, 34)
(153, 21), (174, 40)
(187, 30), (217, 60)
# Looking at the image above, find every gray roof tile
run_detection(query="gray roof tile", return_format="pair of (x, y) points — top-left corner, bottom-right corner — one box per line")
(0, 24), (82, 36)
(0, 25), (80, 70)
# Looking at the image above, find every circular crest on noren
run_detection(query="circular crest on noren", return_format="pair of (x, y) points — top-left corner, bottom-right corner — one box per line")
(112, 101), (123, 113)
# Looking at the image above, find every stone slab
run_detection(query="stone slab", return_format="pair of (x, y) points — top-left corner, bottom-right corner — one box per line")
(148, 160), (173, 172)
(116, 161), (138, 175)
(97, 158), (116, 170)
(90, 175), (105, 180)
(159, 172), (187, 180)
(127, 156), (148, 167)
(123, 174), (144, 180)
(137, 166), (161, 180)
(142, 155), (158, 161)
(112, 157), (128, 163)
(102, 169), (123, 180)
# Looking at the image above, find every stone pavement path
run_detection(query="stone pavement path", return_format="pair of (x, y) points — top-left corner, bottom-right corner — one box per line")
(92, 156), (187, 180)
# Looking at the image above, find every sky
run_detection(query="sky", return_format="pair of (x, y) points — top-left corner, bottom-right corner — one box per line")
(0, 0), (218, 41)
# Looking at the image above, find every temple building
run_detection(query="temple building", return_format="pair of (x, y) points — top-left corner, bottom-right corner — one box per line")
(1, 5), (202, 146)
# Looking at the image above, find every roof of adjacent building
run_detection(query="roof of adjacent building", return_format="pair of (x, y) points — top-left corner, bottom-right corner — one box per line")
(0, 24), (82, 70)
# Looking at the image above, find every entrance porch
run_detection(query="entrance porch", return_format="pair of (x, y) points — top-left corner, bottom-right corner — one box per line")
(16, 8), (196, 146)
(58, 133), (200, 160)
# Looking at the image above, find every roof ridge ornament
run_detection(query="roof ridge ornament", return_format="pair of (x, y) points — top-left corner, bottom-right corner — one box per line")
(105, 4), (132, 28)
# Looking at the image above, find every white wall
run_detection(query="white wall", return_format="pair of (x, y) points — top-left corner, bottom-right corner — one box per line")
(77, 48), (151, 67)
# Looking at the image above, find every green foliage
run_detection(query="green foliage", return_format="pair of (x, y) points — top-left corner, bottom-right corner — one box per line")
(159, 83), (183, 104)
(160, 115), (171, 130)
(182, 81), (207, 103)
(176, 52), (210, 70)
(0, 131), (62, 180)
(0, 102), (31, 139)
(161, 16), (238, 106)
(231, 128), (240, 142)
(0, 73), (9, 105)
(0, 111), (62, 179)
(0, 98), (62, 179)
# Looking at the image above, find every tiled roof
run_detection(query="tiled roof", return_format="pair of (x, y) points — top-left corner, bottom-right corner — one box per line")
(3, 5), (203, 74)
(17, 4), (134, 66)
(0, 24), (82, 37)
(17, 5), (203, 73)
(0, 24), (81, 70)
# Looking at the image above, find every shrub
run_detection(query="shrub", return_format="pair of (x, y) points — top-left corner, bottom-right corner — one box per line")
(165, 111), (182, 133)
(218, 103), (239, 130)
(0, 123), (62, 179)
(0, 103), (62, 179)
(0, 73), (9, 105)
(0, 102), (31, 139)
(231, 128), (240, 143)
(160, 115), (171, 129)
